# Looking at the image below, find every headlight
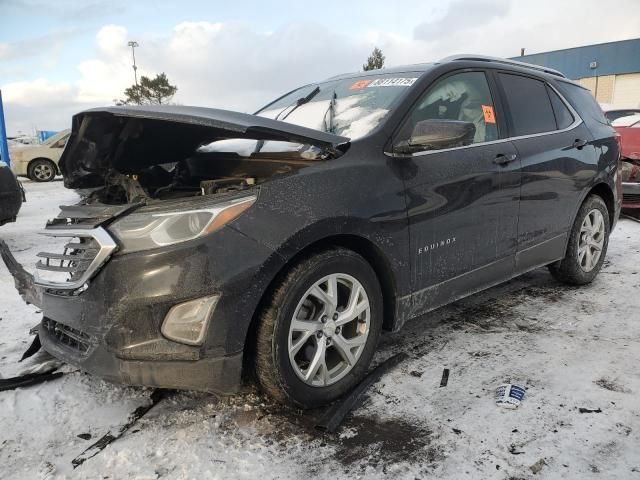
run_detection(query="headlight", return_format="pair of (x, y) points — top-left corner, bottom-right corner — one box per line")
(109, 195), (256, 253)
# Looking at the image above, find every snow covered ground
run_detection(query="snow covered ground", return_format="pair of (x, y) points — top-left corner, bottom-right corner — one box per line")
(1, 180), (639, 480)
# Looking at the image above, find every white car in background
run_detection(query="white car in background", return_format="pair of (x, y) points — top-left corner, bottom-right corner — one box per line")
(9, 129), (70, 182)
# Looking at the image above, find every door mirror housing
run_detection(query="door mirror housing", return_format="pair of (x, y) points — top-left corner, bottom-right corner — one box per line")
(394, 120), (476, 154)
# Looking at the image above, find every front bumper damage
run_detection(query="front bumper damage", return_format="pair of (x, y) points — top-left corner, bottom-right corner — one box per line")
(0, 221), (275, 394)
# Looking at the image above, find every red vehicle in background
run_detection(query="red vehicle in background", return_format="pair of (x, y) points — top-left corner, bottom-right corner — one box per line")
(612, 114), (640, 209)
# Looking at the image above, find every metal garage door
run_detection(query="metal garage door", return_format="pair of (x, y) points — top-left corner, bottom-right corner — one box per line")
(613, 73), (640, 108)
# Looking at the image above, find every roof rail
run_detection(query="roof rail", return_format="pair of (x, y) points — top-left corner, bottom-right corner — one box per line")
(440, 54), (566, 78)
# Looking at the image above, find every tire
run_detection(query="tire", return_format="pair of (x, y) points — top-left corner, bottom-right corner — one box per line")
(255, 248), (383, 408)
(549, 194), (610, 285)
(28, 159), (56, 182)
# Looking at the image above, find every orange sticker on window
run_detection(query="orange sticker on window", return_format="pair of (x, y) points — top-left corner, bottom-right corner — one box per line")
(482, 105), (496, 124)
(350, 80), (371, 90)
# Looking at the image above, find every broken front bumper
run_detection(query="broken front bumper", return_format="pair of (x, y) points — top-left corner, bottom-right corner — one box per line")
(1, 223), (277, 394)
(38, 319), (243, 392)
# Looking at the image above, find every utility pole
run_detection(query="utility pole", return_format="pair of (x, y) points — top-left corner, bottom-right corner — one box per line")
(127, 40), (139, 86)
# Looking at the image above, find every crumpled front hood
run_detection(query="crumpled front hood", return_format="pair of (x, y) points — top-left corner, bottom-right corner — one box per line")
(59, 105), (350, 189)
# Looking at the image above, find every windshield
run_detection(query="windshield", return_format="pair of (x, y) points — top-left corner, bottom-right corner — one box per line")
(199, 72), (421, 157)
(256, 73), (420, 138)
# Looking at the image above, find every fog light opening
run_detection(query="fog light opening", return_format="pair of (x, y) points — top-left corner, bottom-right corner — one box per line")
(161, 295), (219, 346)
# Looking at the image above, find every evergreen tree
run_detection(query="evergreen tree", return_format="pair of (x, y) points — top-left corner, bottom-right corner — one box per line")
(363, 47), (385, 71)
(116, 73), (178, 105)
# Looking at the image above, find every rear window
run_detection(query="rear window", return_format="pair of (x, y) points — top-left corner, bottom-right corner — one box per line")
(547, 86), (574, 130)
(499, 73), (556, 136)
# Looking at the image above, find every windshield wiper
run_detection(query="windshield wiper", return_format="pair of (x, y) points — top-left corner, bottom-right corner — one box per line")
(277, 85), (321, 121)
(323, 90), (337, 134)
(255, 86), (321, 154)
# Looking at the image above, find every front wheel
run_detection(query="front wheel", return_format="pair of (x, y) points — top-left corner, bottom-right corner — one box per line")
(549, 194), (610, 285)
(255, 248), (383, 408)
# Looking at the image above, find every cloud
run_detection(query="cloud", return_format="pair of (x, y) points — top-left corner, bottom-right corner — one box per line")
(414, 0), (510, 42)
(0, 30), (79, 62)
(3, 22), (372, 134)
(1, 79), (79, 135)
(3, 0), (640, 135)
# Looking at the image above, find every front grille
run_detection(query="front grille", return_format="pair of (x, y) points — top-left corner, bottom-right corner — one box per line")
(34, 227), (117, 291)
(37, 237), (100, 282)
(623, 193), (640, 204)
(42, 318), (92, 354)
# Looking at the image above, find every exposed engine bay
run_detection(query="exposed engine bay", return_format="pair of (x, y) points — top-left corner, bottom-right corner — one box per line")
(81, 153), (312, 205)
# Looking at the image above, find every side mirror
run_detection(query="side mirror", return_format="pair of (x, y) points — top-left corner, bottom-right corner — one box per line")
(395, 119), (476, 154)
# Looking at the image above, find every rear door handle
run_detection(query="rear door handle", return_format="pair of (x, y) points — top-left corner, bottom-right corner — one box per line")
(493, 153), (517, 166)
(573, 139), (588, 149)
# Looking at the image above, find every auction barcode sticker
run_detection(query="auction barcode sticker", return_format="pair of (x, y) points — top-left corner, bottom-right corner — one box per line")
(366, 78), (417, 87)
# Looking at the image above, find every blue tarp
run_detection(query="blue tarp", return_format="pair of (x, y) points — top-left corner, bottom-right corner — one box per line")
(0, 90), (10, 166)
(38, 130), (58, 143)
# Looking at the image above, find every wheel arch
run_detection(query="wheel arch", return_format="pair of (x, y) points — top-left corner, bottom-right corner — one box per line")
(241, 233), (398, 380)
(586, 182), (615, 228)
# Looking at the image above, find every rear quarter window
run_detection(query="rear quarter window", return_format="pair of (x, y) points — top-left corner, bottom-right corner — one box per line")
(556, 81), (612, 139)
(499, 73), (556, 136)
(547, 86), (574, 130)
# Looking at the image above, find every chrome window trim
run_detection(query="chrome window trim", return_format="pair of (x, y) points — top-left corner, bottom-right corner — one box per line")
(34, 227), (118, 291)
(385, 79), (583, 158)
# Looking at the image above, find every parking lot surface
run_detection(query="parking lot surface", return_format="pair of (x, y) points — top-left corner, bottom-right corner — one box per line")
(1, 180), (639, 479)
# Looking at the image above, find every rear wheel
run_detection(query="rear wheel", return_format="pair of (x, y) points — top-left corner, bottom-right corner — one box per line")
(549, 195), (610, 285)
(28, 159), (56, 182)
(255, 248), (383, 408)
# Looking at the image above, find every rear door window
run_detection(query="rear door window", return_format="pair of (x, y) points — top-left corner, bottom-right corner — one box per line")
(499, 73), (556, 136)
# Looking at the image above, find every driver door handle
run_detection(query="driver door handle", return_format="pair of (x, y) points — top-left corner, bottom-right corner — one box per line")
(493, 153), (517, 166)
(572, 139), (588, 149)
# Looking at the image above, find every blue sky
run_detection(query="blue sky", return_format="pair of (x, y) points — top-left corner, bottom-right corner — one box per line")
(1, 0), (639, 134)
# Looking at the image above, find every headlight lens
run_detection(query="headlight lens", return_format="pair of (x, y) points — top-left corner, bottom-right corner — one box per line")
(109, 195), (256, 253)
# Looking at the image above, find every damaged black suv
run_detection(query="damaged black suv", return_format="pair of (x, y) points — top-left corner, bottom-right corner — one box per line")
(1, 55), (621, 408)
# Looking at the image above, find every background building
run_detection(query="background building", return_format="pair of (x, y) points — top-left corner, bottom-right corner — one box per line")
(513, 38), (640, 107)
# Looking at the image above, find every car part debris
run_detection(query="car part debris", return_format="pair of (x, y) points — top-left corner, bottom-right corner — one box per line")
(495, 384), (526, 409)
(20, 334), (42, 362)
(0, 240), (42, 307)
(0, 369), (63, 392)
(530, 458), (547, 474)
(315, 352), (408, 433)
(509, 444), (525, 455)
(440, 368), (450, 387)
(579, 407), (602, 413)
(72, 389), (168, 469)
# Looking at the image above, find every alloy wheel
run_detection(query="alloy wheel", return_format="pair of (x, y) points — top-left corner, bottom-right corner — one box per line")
(578, 208), (605, 272)
(33, 163), (54, 181)
(288, 273), (371, 387)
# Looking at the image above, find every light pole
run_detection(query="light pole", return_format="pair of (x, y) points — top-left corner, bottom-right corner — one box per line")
(127, 41), (139, 86)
